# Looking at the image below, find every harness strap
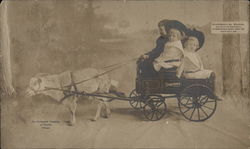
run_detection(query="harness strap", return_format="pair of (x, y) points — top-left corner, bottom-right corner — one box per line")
(164, 59), (180, 63)
(102, 57), (138, 69)
(63, 58), (137, 87)
(44, 58), (138, 90)
(66, 65), (121, 87)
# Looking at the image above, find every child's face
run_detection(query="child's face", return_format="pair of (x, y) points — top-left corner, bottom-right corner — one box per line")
(159, 25), (167, 37)
(184, 37), (199, 52)
(168, 28), (182, 42)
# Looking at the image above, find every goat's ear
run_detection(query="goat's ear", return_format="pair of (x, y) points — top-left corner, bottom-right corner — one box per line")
(37, 78), (42, 84)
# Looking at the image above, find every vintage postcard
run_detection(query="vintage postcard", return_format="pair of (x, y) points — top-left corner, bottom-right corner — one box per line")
(0, 0), (249, 148)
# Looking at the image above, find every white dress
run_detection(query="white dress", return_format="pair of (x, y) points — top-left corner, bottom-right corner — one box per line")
(153, 40), (184, 71)
(176, 52), (213, 79)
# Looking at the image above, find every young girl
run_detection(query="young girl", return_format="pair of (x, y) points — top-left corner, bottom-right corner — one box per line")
(153, 28), (185, 71)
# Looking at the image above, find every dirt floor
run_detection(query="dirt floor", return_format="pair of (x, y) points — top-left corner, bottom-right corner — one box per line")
(1, 94), (250, 149)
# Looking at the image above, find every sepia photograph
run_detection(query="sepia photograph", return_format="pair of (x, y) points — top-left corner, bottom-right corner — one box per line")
(0, 0), (249, 148)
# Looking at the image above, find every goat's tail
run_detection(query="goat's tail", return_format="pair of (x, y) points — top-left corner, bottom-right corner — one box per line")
(109, 79), (126, 97)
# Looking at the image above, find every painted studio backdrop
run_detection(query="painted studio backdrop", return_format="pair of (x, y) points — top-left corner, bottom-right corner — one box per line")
(0, 0), (249, 149)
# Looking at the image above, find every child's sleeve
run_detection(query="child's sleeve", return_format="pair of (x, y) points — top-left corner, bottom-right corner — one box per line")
(176, 58), (186, 78)
(145, 37), (166, 60)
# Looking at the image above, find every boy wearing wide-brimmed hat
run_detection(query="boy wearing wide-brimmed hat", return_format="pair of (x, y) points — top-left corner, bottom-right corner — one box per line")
(140, 20), (187, 76)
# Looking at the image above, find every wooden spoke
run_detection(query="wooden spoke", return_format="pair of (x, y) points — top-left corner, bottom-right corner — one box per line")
(155, 112), (159, 120)
(155, 109), (162, 114)
(151, 111), (156, 120)
(183, 107), (192, 114)
(200, 106), (209, 117)
(190, 107), (196, 120)
(202, 105), (214, 110)
(185, 97), (191, 105)
(135, 101), (139, 108)
(156, 102), (163, 108)
(197, 108), (200, 121)
(132, 92), (137, 96)
(199, 96), (209, 104)
(205, 100), (216, 103)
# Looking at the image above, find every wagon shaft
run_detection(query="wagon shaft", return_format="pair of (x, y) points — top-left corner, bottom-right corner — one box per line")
(45, 87), (132, 101)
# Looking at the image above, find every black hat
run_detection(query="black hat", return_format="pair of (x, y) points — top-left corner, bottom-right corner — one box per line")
(186, 28), (205, 51)
(158, 19), (169, 27)
(158, 20), (188, 36)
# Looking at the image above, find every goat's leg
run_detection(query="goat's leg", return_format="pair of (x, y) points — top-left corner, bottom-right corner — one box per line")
(63, 96), (78, 126)
(103, 102), (111, 118)
(70, 97), (77, 125)
(92, 101), (102, 121)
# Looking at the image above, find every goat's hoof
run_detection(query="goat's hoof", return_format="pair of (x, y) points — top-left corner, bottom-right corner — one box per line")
(90, 118), (97, 122)
(68, 122), (75, 126)
(67, 123), (74, 126)
(103, 116), (108, 118)
(103, 115), (111, 119)
(66, 121), (75, 126)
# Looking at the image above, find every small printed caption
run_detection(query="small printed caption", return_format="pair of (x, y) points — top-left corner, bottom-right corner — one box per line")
(211, 21), (248, 34)
(32, 120), (60, 129)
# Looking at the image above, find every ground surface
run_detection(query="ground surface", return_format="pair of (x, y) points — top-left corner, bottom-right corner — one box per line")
(1, 94), (250, 149)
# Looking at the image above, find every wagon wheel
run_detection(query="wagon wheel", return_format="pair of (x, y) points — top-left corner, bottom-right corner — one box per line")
(129, 89), (144, 109)
(143, 95), (167, 121)
(178, 85), (217, 122)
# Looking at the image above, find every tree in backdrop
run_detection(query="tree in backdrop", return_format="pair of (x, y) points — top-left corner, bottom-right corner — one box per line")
(76, 0), (127, 57)
(9, 0), (128, 89)
(18, 0), (126, 73)
(222, 0), (249, 105)
(0, 0), (15, 96)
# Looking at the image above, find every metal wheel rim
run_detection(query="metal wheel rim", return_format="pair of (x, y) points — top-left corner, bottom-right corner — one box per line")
(178, 86), (217, 122)
(129, 89), (143, 109)
(143, 95), (167, 121)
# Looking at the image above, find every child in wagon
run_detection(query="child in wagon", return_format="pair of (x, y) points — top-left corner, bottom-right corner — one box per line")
(176, 29), (223, 100)
(152, 20), (187, 72)
(141, 20), (188, 75)
(176, 28), (214, 80)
